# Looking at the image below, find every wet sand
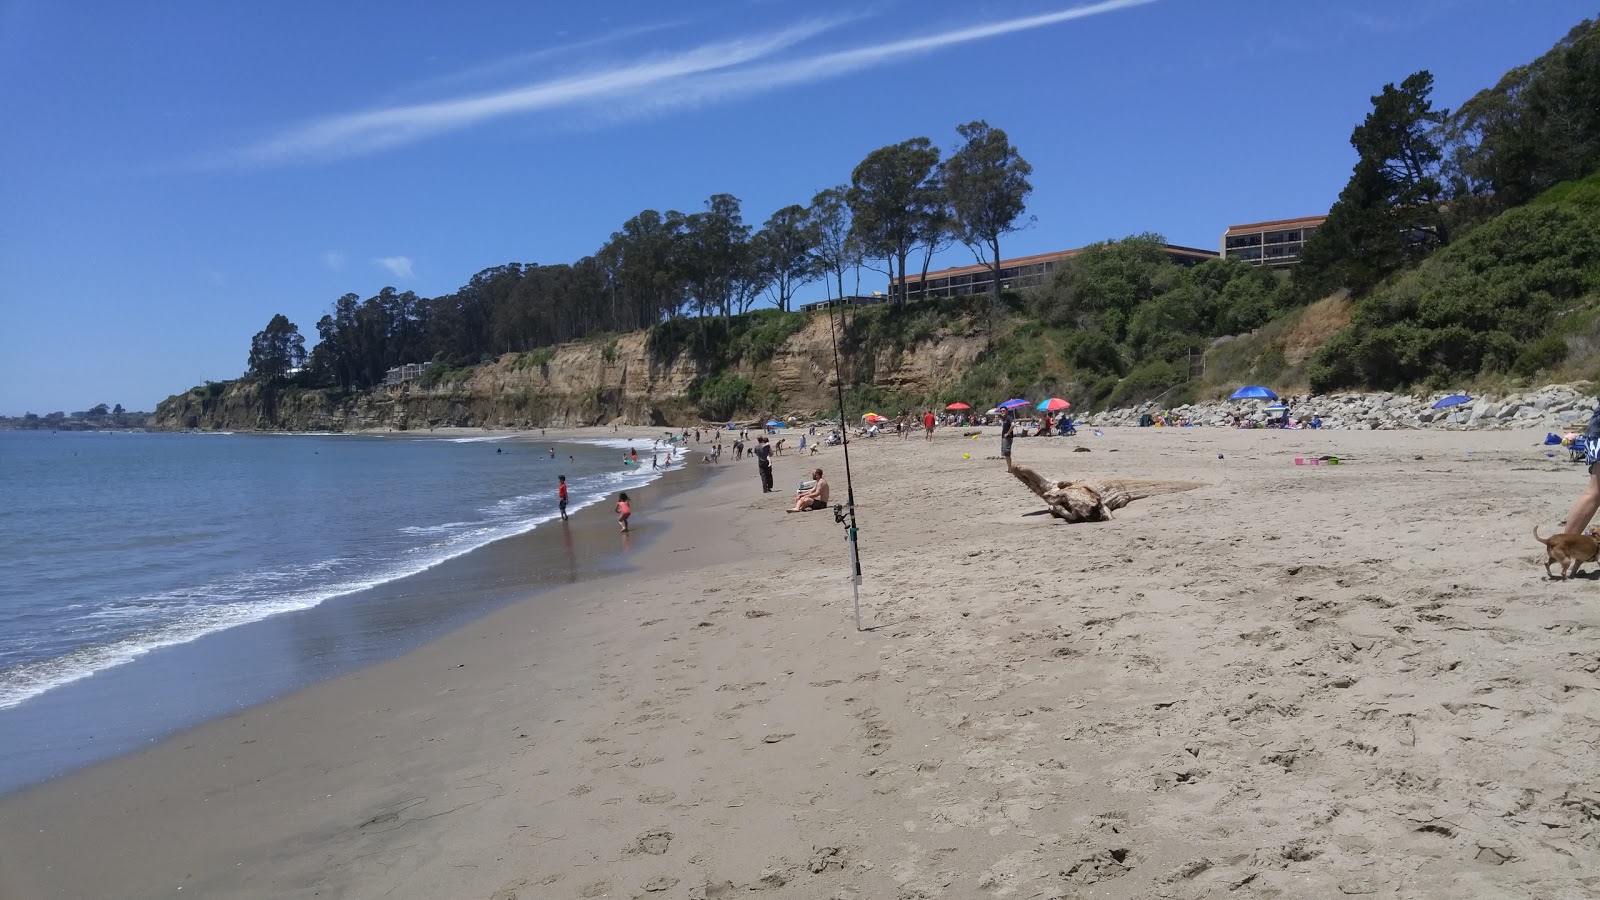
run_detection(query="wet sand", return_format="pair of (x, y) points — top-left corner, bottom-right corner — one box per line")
(3, 425), (1599, 899)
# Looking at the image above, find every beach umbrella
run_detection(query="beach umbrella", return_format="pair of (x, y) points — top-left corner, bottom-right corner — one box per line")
(999, 398), (1030, 409)
(766, 420), (785, 428)
(1432, 394), (1472, 409)
(984, 407), (1003, 415)
(1036, 398), (1071, 412)
(1229, 385), (1278, 401)
(945, 402), (971, 410)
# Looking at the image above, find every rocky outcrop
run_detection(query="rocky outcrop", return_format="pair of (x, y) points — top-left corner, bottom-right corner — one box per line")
(1086, 384), (1597, 432)
(153, 315), (987, 432)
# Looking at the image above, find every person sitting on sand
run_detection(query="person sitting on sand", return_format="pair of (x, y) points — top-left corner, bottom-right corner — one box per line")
(788, 469), (830, 513)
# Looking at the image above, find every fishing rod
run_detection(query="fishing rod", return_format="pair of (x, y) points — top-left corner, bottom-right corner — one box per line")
(823, 280), (864, 631)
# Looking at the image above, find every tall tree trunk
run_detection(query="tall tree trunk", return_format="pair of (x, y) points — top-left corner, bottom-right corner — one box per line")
(989, 237), (1003, 306)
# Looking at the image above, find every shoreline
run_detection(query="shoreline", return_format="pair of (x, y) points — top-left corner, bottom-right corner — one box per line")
(5, 426), (1597, 898)
(0, 432), (718, 797)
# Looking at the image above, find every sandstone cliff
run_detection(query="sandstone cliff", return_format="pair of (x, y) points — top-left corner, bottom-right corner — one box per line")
(154, 315), (989, 432)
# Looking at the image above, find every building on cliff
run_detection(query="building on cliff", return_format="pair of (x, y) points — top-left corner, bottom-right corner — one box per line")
(798, 294), (889, 313)
(891, 244), (1219, 301)
(383, 362), (432, 386)
(1219, 215), (1327, 267)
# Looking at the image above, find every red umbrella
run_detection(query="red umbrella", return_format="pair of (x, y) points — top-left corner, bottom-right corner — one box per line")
(945, 402), (971, 410)
(1038, 398), (1071, 412)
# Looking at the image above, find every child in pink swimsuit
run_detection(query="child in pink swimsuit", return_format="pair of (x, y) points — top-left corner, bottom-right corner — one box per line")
(615, 492), (631, 533)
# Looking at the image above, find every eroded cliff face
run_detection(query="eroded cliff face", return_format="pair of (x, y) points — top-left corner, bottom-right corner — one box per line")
(153, 316), (988, 431)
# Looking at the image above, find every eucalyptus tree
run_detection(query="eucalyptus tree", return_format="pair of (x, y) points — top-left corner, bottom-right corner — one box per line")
(848, 137), (941, 304)
(247, 314), (307, 381)
(756, 203), (820, 312)
(807, 186), (863, 309)
(942, 120), (1034, 306)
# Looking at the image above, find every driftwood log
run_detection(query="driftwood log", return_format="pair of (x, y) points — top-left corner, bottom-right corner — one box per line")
(1008, 463), (1204, 523)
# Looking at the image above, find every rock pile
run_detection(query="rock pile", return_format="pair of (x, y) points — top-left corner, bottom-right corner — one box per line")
(1084, 383), (1596, 432)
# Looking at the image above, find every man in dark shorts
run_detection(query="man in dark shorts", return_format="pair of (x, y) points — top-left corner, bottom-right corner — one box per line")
(788, 468), (830, 512)
(1000, 410), (1015, 465)
(557, 474), (568, 521)
(754, 436), (774, 493)
(923, 410), (936, 441)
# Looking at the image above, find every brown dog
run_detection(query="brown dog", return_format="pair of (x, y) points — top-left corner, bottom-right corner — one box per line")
(1534, 526), (1600, 580)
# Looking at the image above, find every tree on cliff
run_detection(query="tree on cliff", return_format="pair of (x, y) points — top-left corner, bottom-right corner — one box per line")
(1443, 17), (1600, 213)
(248, 314), (307, 382)
(680, 194), (753, 324)
(848, 138), (942, 305)
(755, 204), (818, 313)
(942, 120), (1034, 306)
(807, 186), (863, 310)
(1295, 71), (1448, 299)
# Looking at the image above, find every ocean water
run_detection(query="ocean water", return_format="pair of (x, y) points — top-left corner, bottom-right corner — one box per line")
(0, 430), (676, 717)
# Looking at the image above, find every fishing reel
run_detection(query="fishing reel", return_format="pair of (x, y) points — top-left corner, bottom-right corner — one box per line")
(833, 503), (847, 525)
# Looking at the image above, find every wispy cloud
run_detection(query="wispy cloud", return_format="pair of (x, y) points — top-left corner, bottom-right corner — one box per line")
(620, 0), (1162, 116)
(322, 250), (345, 271)
(231, 19), (843, 165)
(228, 0), (1157, 166)
(398, 19), (694, 99)
(375, 256), (414, 279)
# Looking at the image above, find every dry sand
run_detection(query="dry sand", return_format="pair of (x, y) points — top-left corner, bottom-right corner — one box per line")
(3, 425), (1600, 899)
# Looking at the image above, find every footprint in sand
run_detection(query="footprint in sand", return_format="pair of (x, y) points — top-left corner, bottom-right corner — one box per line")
(627, 828), (674, 855)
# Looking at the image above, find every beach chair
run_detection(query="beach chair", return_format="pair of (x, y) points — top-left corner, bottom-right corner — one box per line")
(1572, 437), (1590, 463)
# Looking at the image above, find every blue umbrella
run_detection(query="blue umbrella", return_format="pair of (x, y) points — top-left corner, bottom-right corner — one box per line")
(999, 398), (1029, 409)
(1432, 394), (1472, 409)
(1229, 385), (1278, 401)
(766, 420), (786, 427)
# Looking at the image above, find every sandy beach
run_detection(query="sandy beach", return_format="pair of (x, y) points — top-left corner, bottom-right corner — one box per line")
(3, 423), (1599, 899)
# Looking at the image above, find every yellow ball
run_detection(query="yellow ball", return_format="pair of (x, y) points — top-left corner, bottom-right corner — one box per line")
(962, 453), (970, 459)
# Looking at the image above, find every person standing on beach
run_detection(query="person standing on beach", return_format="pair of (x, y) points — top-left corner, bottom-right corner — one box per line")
(1562, 402), (1600, 533)
(1000, 410), (1015, 466)
(615, 492), (631, 533)
(923, 410), (936, 442)
(754, 436), (774, 493)
(558, 475), (569, 521)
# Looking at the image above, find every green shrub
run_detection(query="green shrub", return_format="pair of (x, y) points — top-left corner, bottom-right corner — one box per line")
(687, 374), (754, 420)
(510, 348), (556, 370)
(419, 364), (475, 388)
(1107, 359), (1183, 409)
(1312, 180), (1600, 390)
(1512, 334), (1569, 376)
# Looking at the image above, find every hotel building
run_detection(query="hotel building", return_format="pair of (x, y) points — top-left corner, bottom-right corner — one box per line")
(1220, 216), (1327, 267)
(891, 243), (1219, 301)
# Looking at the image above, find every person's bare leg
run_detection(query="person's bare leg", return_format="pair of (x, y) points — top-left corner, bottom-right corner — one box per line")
(1564, 469), (1600, 534)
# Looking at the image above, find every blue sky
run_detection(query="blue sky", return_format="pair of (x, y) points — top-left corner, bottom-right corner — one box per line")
(1, 0), (1593, 414)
